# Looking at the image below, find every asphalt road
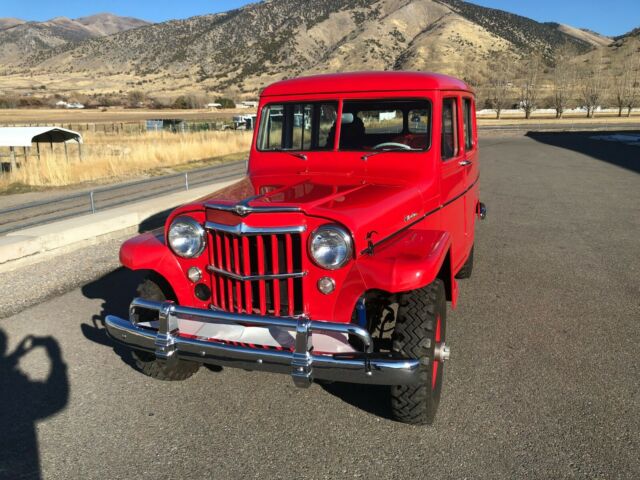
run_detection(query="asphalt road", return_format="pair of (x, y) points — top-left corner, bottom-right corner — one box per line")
(0, 160), (246, 235)
(1, 132), (639, 479)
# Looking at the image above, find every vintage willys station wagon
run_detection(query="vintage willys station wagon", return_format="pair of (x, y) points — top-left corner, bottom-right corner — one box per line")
(106, 71), (485, 425)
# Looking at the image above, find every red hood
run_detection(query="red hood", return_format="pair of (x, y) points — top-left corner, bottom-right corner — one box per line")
(197, 174), (425, 254)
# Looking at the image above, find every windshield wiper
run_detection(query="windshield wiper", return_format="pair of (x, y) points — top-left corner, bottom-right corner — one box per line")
(361, 147), (419, 161)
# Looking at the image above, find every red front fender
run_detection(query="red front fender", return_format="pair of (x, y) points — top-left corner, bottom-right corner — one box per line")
(119, 232), (193, 305)
(356, 229), (458, 306)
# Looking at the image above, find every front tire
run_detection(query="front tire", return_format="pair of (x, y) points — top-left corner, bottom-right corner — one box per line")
(132, 275), (201, 381)
(391, 279), (447, 425)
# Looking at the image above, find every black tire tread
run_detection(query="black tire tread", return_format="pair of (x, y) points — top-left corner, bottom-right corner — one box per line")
(391, 279), (445, 425)
(132, 276), (201, 381)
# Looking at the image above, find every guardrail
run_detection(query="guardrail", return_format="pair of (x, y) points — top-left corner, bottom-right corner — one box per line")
(478, 122), (640, 132)
(0, 160), (246, 235)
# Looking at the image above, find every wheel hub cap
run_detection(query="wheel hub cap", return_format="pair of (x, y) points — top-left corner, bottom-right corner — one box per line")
(434, 342), (450, 362)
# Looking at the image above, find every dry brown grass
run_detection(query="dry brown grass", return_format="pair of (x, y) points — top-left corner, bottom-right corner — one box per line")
(0, 130), (252, 189)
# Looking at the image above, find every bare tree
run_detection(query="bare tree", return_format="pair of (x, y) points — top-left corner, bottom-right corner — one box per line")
(551, 44), (577, 119)
(624, 53), (640, 117)
(580, 51), (607, 118)
(518, 52), (542, 119)
(486, 52), (512, 119)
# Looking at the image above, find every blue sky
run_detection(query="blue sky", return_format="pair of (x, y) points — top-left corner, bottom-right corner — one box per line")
(2, 0), (637, 37)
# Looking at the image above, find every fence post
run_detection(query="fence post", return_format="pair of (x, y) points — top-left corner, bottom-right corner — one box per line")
(90, 191), (95, 213)
(184, 172), (189, 191)
(9, 147), (17, 171)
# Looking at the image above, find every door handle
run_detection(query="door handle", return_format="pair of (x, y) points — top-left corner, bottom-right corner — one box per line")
(459, 160), (472, 167)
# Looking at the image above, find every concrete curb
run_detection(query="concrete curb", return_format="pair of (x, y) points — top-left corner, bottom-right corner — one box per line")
(0, 178), (239, 273)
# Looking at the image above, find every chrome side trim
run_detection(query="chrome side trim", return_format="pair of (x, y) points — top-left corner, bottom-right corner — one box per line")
(206, 265), (307, 281)
(104, 299), (425, 387)
(205, 221), (306, 236)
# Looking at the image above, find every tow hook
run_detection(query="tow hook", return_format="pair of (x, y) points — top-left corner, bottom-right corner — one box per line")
(434, 342), (450, 362)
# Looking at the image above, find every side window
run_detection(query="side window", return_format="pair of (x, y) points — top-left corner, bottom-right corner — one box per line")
(441, 98), (459, 160)
(463, 98), (474, 151)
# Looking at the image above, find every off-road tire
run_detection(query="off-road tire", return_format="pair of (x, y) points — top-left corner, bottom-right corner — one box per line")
(455, 245), (474, 279)
(132, 275), (201, 381)
(391, 279), (446, 425)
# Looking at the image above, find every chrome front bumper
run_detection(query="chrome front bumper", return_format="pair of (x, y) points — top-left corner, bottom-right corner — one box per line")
(105, 298), (421, 387)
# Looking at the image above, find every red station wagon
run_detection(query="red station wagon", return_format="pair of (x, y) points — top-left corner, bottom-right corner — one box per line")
(106, 72), (486, 425)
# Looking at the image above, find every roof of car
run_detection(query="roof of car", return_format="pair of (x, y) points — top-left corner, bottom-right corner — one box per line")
(261, 71), (471, 97)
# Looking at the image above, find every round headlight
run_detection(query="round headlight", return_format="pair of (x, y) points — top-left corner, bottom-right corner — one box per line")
(168, 216), (206, 258)
(309, 225), (353, 270)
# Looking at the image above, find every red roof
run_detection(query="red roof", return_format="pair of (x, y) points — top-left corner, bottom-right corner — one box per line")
(261, 71), (471, 97)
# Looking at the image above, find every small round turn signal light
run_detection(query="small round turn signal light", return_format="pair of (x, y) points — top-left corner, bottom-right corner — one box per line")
(187, 267), (202, 283)
(317, 276), (336, 295)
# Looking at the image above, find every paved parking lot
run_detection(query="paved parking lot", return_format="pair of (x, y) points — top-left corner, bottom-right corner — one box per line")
(1, 132), (638, 479)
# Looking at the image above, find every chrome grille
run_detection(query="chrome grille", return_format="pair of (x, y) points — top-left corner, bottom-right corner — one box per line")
(206, 223), (305, 316)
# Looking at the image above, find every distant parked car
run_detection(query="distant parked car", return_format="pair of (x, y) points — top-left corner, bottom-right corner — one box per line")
(106, 72), (485, 425)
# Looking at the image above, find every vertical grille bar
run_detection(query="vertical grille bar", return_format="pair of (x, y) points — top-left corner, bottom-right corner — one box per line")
(271, 234), (280, 316)
(233, 236), (243, 312)
(256, 235), (267, 315)
(209, 232), (219, 307)
(285, 233), (295, 317)
(215, 232), (226, 311)
(242, 236), (252, 313)
(224, 234), (234, 312)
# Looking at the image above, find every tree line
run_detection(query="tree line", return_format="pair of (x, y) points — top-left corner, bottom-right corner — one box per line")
(481, 45), (640, 119)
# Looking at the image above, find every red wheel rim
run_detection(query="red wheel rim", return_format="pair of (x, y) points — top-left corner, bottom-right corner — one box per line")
(432, 314), (442, 390)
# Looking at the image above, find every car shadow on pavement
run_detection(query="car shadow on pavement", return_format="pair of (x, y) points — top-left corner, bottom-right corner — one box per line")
(138, 208), (174, 233)
(526, 130), (640, 175)
(80, 267), (147, 370)
(319, 382), (394, 420)
(0, 328), (69, 480)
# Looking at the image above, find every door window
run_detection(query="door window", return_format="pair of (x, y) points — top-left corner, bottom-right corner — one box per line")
(441, 98), (459, 160)
(462, 98), (474, 151)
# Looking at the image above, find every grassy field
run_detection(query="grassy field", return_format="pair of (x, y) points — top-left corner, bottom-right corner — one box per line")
(0, 130), (252, 192)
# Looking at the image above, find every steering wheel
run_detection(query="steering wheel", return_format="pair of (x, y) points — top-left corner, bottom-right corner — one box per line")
(372, 142), (412, 151)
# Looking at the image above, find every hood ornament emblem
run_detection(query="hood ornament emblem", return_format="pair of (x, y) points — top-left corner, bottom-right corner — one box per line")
(234, 204), (251, 216)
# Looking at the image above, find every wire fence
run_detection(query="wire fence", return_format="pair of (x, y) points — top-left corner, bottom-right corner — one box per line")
(0, 160), (246, 235)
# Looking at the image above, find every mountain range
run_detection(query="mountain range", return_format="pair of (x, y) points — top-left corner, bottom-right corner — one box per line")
(0, 1), (636, 99)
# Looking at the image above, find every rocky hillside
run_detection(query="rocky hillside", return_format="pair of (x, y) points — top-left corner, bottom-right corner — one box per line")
(1, 0), (634, 98)
(0, 13), (149, 67)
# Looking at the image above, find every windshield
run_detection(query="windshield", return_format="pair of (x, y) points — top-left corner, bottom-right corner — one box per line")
(340, 99), (431, 151)
(257, 102), (338, 151)
(257, 99), (431, 152)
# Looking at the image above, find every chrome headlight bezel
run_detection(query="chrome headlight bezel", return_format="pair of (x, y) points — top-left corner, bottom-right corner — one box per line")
(168, 216), (207, 258)
(308, 224), (353, 270)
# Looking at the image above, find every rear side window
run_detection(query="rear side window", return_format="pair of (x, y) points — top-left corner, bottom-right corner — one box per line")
(441, 98), (459, 160)
(463, 98), (474, 151)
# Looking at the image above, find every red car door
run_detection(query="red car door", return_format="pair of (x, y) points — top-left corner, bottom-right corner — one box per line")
(439, 94), (468, 270)
(460, 95), (479, 253)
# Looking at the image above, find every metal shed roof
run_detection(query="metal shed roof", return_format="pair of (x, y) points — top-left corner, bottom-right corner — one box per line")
(0, 127), (83, 147)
